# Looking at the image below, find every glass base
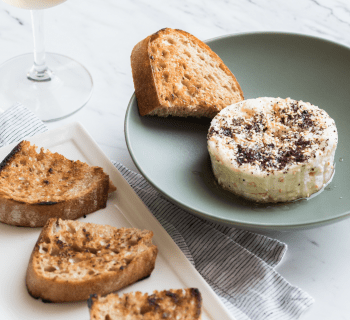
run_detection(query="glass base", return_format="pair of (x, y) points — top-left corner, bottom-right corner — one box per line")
(0, 53), (93, 122)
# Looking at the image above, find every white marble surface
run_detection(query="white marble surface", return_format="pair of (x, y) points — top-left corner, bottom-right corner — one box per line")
(0, 0), (350, 319)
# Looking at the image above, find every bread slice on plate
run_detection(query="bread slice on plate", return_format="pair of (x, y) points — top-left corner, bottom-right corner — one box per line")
(88, 288), (202, 320)
(26, 218), (158, 302)
(131, 27), (244, 118)
(0, 140), (116, 227)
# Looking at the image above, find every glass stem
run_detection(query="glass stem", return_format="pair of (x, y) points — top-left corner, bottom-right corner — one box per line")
(27, 10), (52, 81)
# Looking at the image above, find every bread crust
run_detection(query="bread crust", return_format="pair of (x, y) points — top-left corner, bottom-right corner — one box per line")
(131, 35), (162, 116)
(131, 28), (244, 118)
(0, 141), (112, 227)
(0, 178), (109, 227)
(26, 219), (158, 302)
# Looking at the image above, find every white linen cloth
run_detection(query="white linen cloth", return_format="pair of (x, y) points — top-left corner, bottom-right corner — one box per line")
(0, 104), (314, 320)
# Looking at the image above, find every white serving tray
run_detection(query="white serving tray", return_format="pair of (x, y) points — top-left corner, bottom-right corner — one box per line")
(0, 122), (234, 320)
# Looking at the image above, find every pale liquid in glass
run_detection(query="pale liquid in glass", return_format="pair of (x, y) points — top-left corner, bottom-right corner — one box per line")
(2, 0), (66, 9)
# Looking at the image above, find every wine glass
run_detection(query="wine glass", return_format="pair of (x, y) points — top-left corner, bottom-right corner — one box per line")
(0, 0), (93, 122)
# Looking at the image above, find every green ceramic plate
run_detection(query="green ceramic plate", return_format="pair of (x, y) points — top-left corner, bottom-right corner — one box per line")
(125, 32), (350, 231)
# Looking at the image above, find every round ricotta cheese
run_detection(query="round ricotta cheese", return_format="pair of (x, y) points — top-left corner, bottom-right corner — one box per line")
(207, 97), (338, 203)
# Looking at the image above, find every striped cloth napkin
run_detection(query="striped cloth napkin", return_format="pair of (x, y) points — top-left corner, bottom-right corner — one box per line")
(0, 104), (314, 320)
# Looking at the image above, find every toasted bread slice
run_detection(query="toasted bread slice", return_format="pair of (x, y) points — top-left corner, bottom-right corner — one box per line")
(88, 288), (202, 320)
(26, 218), (158, 302)
(0, 141), (116, 227)
(131, 28), (244, 118)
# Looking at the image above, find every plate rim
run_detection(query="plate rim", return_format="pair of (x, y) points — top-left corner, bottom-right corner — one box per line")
(124, 31), (350, 231)
(204, 30), (350, 50)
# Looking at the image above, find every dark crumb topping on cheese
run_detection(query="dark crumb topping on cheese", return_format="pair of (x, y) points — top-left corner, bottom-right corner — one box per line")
(208, 99), (336, 172)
